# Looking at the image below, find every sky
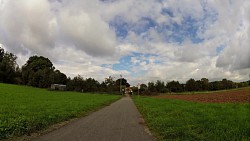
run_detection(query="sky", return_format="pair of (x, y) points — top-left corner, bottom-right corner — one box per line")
(0, 0), (249, 85)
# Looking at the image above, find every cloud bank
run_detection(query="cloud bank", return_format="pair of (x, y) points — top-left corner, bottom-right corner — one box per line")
(0, 0), (249, 85)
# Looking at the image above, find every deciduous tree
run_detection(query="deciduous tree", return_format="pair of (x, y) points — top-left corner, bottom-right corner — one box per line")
(186, 78), (198, 91)
(166, 81), (183, 92)
(0, 47), (20, 83)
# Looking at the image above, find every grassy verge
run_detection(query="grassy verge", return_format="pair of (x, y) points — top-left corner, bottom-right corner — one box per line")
(133, 96), (250, 141)
(0, 83), (121, 140)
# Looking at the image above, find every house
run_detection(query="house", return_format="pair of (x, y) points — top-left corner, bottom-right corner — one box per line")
(51, 84), (66, 91)
(124, 87), (133, 95)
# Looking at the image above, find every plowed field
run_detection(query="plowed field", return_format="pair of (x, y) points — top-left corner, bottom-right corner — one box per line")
(154, 87), (250, 103)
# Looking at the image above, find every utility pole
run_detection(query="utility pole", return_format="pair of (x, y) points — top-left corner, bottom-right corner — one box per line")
(138, 83), (140, 97)
(120, 75), (122, 94)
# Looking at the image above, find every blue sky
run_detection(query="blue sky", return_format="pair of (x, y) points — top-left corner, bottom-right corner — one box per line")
(110, 10), (209, 44)
(0, 0), (249, 85)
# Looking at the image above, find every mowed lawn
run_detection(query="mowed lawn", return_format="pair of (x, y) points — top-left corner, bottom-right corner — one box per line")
(0, 83), (121, 140)
(133, 96), (250, 141)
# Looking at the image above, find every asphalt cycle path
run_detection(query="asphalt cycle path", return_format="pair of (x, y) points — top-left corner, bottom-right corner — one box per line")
(33, 96), (155, 141)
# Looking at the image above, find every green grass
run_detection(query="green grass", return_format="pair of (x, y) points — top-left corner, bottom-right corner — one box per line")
(0, 83), (121, 140)
(133, 96), (250, 141)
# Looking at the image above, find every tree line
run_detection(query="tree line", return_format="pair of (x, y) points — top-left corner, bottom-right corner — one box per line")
(0, 47), (130, 93)
(0, 47), (249, 94)
(135, 78), (249, 95)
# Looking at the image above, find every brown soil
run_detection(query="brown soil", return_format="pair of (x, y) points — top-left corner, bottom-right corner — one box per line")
(153, 87), (250, 103)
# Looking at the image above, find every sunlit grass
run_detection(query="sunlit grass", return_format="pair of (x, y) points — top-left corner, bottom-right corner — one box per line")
(133, 96), (250, 141)
(0, 83), (121, 139)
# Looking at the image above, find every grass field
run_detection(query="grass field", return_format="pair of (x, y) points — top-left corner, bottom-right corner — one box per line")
(133, 96), (250, 141)
(0, 83), (121, 140)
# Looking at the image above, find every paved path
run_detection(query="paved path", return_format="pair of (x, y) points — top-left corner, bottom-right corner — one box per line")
(33, 96), (155, 141)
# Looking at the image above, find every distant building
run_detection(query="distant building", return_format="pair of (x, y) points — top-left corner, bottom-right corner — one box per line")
(125, 87), (133, 95)
(51, 84), (66, 91)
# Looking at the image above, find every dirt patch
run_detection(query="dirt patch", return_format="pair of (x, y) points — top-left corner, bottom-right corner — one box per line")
(153, 87), (250, 103)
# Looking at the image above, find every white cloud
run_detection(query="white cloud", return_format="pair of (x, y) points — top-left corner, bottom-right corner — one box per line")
(0, 0), (249, 85)
(58, 3), (117, 57)
(0, 0), (117, 57)
(0, 1), (55, 55)
(214, 0), (250, 70)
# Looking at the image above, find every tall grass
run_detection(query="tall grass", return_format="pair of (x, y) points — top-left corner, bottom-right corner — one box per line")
(0, 83), (121, 140)
(133, 97), (250, 141)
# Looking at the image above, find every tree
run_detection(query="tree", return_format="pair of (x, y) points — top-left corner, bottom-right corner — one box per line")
(49, 70), (67, 85)
(0, 47), (20, 83)
(105, 76), (115, 86)
(66, 75), (84, 91)
(83, 78), (100, 92)
(0, 47), (4, 62)
(237, 81), (249, 88)
(21, 56), (55, 88)
(155, 80), (166, 93)
(115, 78), (128, 86)
(99, 81), (107, 92)
(140, 83), (147, 91)
(166, 81), (183, 92)
(221, 78), (235, 89)
(201, 78), (209, 91)
(186, 78), (198, 91)
(105, 76), (116, 92)
(115, 78), (130, 92)
(209, 81), (223, 91)
(196, 80), (203, 91)
(148, 82), (156, 92)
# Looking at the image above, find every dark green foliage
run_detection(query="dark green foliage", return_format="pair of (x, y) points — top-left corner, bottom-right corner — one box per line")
(91, 76), (130, 94)
(166, 81), (183, 92)
(145, 81), (166, 95)
(21, 56), (67, 88)
(115, 78), (129, 86)
(66, 75), (85, 91)
(66, 76), (101, 92)
(200, 78), (209, 91)
(83, 78), (100, 92)
(186, 78), (198, 91)
(133, 97), (250, 141)
(237, 81), (249, 88)
(0, 47), (20, 83)
(131, 84), (150, 95)
(0, 47), (3, 61)
(148, 82), (156, 92)
(155, 80), (167, 93)
(50, 70), (68, 85)
(21, 56), (54, 87)
(146, 78), (249, 95)
(221, 78), (235, 89)
(139, 83), (148, 93)
(209, 81), (219, 90)
(140, 83), (147, 89)
(99, 81), (108, 92)
(104, 76), (116, 92)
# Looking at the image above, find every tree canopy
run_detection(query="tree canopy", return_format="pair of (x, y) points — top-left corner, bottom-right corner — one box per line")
(0, 47), (20, 83)
(21, 55), (67, 88)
